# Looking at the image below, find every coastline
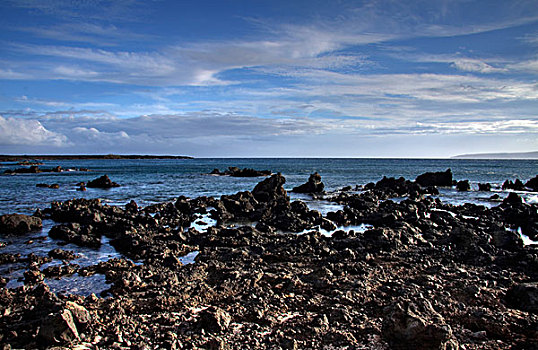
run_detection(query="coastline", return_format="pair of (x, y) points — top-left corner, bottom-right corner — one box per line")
(0, 154), (194, 162)
(0, 170), (537, 348)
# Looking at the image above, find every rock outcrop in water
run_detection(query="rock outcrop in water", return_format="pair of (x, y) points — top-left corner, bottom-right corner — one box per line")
(415, 168), (453, 187)
(210, 167), (272, 177)
(0, 214), (42, 234)
(1, 172), (538, 349)
(86, 175), (120, 188)
(292, 172), (325, 193)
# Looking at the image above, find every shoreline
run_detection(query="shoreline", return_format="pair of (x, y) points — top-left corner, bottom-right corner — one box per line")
(0, 171), (537, 348)
(0, 154), (194, 162)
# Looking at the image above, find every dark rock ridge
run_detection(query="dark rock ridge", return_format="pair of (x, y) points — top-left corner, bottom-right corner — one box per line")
(86, 175), (120, 188)
(210, 167), (272, 177)
(292, 172), (325, 193)
(36, 183), (60, 189)
(502, 175), (538, 192)
(415, 168), (453, 187)
(456, 180), (471, 191)
(1, 172), (538, 349)
(0, 214), (42, 234)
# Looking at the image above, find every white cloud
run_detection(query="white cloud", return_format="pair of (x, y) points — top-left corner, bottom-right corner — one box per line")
(71, 127), (130, 145)
(508, 59), (538, 73)
(451, 59), (507, 73)
(0, 115), (68, 146)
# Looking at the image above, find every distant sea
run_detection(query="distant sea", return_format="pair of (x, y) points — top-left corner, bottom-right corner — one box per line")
(1, 157), (537, 295)
(1, 158), (537, 216)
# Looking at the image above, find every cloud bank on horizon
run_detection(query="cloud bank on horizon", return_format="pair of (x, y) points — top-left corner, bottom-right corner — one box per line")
(0, 0), (537, 157)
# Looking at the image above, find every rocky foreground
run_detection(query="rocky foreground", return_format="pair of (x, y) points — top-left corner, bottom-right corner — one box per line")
(1, 171), (538, 349)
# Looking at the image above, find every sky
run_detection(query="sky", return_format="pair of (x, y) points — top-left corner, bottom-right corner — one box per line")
(0, 0), (537, 158)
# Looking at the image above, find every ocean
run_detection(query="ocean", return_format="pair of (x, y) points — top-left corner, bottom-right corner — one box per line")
(1, 157), (537, 295)
(1, 158), (537, 216)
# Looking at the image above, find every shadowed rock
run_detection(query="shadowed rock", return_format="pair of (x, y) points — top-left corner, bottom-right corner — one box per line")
(415, 169), (453, 187)
(86, 175), (120, 188)
(292, 172), (325, 193)
(0, 214), (42, 234)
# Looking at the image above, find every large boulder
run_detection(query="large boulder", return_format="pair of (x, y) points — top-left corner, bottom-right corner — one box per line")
(252, 173), (288, 203)
(456, 180), (470, 192)
(0, 214), (42, 234)
(415, 169), (453, 187)
(526, 175), (538, 192)
(502, 179), (525, 191)
(86, 175), (120, 188)
(505, 282), (538, 313)
(198, 306), (232, 333)
(38, 309), (80, 345)
(382, 298), (458, 349)
(292, 172), (325, 193)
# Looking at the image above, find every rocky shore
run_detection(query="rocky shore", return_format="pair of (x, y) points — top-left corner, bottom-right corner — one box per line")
(1, 170), (537, 349)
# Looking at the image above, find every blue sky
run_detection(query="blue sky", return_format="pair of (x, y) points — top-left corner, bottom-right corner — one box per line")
(0, 0), (537, 157)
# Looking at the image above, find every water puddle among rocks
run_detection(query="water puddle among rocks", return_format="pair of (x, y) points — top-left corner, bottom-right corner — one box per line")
(517, 228), (538, 246)
(291, 193), (344, 216)
(1, 220), (124, 295)
(188, 209), (217, 232)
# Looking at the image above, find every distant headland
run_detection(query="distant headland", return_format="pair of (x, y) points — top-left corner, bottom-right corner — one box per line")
(0, 154), (194, 161)
(452, 151), (538, 159)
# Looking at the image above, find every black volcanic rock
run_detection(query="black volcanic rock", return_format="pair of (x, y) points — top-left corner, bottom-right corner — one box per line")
(502, 179), (525, 191)
(292, 172), (325, 193)
(0, 214), (42, 234)
(252, 173), (288, 203)
(526, 175), (538, 192)
(456, 180), (471, 191)
(505, 283), (538, 313)
(210, 167), (271, 177)
(478, 183), (492, 191)
(415, 168), (453, 187)
(382, 298), (457, 349)
(4, 168), (538, 349)
(86, 175), (120, 188)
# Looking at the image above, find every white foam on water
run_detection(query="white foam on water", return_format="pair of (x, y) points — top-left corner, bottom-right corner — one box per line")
(298, 223), (373, 237)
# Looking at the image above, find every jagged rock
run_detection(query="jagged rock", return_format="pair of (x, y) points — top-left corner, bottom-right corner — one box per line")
(49, 223), (101, 248)
(24, 268), (44, 285)
(36, 183), (60, 189)
(478, 183), (491, 191)
(502, 179), (525, 191)
(210, 167), (271, 177)
(456, 180), (470, 191)
(252, 173), (288, 203)
(65, 301), (91, 329)
(126, 200), (138, 212)
(219, 191), (258, 221)
(415, 169), (453, 187)
(526, 175), (538, 192)
(0, 214), (42, 234)
(38, 309), (80, 345)
(292, 172), (325, 193)
(382, 298), (457, 349)
(48, 248), (80, 260)
(503, 192), (523, 206)
(198, 307), (232, 332)
(491, 230), (523, 250)
(505, 283), (538, 313)
(86, 175), (120, 188)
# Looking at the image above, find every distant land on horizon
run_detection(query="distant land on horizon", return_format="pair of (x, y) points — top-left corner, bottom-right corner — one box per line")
(0, 154), (194, 162)
(452, 151), (538, 159)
